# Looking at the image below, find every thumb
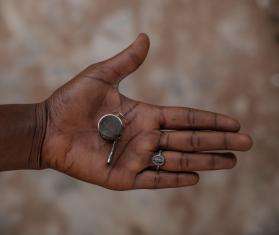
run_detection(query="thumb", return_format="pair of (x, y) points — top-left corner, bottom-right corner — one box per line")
(82, 33), (150, 86)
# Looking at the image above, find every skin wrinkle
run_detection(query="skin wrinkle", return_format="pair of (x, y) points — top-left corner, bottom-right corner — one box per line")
(118, 95), (125, 114)
(48, 112), (64, 134)
(146, 153), (154, 168)
(28, 103), (48, 169)
(179, 154), (184, 171)
(34, 105), (40, 168)
(157, 172), (161, 188)
(114, 130), (141, 166)
(167, 133), (171, 150)
(103, 98), (126, 118)
(106, 94), (139, 125)
(187, 108), (191, 127)
(93, 65), (120, 89)
(107, 89), (122, 113)
(96, 87), (114, 117)
(104, 129), (142, 187)
(224, 133), (228, 150)
(159, 132), (166, 149)
(42, 104), (48, 165)
(103, 166), (113, 187)
(83, 75), (113, 86)
(47, 102), (68, 134)
(123, 102), (139, 117)
(183, 153), (189, 170)
(62, 135), (75, 173)
(132, 174), (138, 189)
(210, 154), (216, 169)
(194, 131), (200, 151)
(214, 112), (218, 130)
(187, 108), (195, 128)
(42, 103), (49, 160)
(52, 154), (58, 170)
(63, 156), (75, 175)
(154, 172), (160, 189)
(156, 131), (163, 151)
(119, 130), (144, 168)
(192, 109), (196, 128)
(123, 112), (137, 128)
(127, 51), (143, 68)
(176, 173), (180, 187)
(190, 132), (201, 151)
(28, 105), (37, 169)
(105, 63), (123, 80)
(159, 107), (167, 127)
(37, 103), (48, 169)
(190, 131), (195, 151)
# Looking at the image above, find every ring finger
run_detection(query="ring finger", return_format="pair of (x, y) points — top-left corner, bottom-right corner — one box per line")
(149, 151), (237, 172)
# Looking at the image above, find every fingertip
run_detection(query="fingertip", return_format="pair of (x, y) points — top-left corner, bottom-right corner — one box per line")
(245, 134), (253, 150)
(137, 33), (150, 48)
(99, 33), (151, 83)
(191, 172), (200, 185)
(134, 33), (150, 57)
(216, 113), (241, 132)
(223, 116), (241, 132)
(179, 172), (199, 187)
(225, 153), (237, 168)
(238, 133), (253, 151)
(232, 118), (241, 132)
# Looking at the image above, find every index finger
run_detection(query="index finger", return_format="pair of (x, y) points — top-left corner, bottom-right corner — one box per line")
(157, 106), (241, 132)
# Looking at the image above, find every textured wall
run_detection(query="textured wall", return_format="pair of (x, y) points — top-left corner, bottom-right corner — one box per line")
(0, 1), (279, 235)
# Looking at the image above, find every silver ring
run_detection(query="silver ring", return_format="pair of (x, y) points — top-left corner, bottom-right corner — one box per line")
(152, 150), (165, 171)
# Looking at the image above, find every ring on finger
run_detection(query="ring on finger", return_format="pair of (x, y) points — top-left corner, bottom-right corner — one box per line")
(152, 150), (165, 171)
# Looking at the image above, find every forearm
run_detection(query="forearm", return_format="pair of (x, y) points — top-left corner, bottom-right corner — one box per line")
(0, 103), (47, 171)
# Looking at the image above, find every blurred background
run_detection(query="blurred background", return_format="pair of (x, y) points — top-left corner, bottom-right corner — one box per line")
(0, 0), (278, 234)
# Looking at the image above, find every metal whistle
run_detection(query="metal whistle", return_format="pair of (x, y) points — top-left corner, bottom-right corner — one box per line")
(97, 113), (124, 164)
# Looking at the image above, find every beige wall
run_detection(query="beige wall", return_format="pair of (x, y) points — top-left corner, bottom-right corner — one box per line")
(0, 1), (278, 234)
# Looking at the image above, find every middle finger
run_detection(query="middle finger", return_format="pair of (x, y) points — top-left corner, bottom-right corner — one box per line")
(159, 131), (252, 152)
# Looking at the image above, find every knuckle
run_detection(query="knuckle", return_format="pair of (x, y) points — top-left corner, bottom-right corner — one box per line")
(159, 132), (169, 149)
(158, 107), (167, 126)
(190, 131), (200, 151)
(223, 133), (229, 149)
(214, 113), (218, 129)
(153, 173), (160, 188)
(175, 173), (180, 186)
(187, 108), (196, 127)
(209, 155), (216, 169)
(179, 153), (189, 170)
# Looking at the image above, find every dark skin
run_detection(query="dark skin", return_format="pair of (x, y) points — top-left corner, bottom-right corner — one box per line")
(0, 33), (252, 190)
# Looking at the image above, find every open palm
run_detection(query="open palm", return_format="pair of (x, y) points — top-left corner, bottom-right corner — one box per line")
(41, 34), (252, 190)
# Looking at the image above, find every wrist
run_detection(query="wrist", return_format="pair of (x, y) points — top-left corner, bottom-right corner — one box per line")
(28, 102), (48, 170)
(0, 103), (47, 171)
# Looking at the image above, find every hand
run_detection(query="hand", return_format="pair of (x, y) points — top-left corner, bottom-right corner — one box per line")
(41, 33), (252, 190)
